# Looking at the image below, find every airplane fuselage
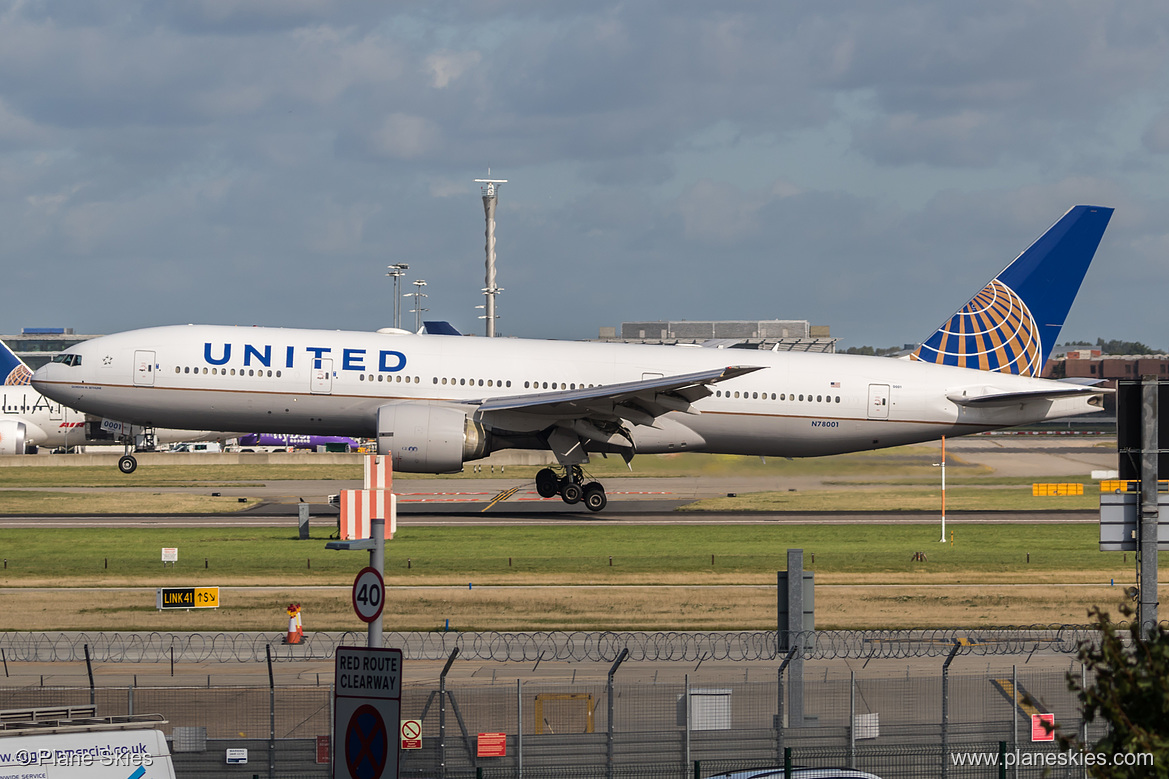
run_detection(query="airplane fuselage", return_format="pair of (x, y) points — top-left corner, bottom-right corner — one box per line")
(32, 324), (1102, 462)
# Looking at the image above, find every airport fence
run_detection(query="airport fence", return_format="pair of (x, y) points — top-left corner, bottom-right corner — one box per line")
(0, 664), (1110, 778)
(0, 625), (1130, 665)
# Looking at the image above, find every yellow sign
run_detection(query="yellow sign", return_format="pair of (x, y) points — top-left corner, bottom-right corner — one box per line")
(156, 586), (220, 609)
(1031, 483), (1083, 497)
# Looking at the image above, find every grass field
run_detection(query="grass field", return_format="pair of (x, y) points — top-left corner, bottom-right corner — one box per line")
(0, 523), (1151, 631)
(0, 442), (1137, 631)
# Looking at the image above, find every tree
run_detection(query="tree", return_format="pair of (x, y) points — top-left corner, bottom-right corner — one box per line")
(1058, 604), (1169, 777)
(1095, 338), (1161, 355)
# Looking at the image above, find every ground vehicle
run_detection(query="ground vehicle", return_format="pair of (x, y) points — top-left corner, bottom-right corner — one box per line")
(0, 706), (176, 779)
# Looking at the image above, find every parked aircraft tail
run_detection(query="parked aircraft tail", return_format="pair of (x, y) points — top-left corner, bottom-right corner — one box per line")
(0, 339), (32, 385)
(911, 205), (1113, 377)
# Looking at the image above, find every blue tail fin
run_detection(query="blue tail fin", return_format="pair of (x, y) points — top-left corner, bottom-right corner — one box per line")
(1, 339), (32, 385)
(911, 205), (1113, 376)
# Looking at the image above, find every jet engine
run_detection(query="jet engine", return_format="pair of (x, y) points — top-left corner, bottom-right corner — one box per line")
(0, 420), (28, 455)
(376, 402), (489, 473)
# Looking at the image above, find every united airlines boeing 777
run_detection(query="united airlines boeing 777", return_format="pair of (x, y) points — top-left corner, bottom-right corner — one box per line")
(0, 339), (230, 453)
(33, 206), (1113, 511)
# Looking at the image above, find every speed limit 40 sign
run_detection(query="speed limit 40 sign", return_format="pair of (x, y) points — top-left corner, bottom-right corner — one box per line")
(352, 566), (385, 623)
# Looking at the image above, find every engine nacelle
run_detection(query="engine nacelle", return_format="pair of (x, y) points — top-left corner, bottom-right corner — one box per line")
(376, 402), (489, 473)
(0, 420), (28, 455)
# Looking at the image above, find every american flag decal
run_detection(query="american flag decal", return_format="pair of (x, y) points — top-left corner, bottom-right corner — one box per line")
(830, 381), (840, 388)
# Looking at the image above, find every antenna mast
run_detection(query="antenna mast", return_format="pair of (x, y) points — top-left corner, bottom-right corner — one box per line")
(474, 171), (507, 337)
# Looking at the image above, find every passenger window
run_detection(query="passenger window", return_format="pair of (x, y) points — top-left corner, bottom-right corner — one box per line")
(817, 395), (822, 402)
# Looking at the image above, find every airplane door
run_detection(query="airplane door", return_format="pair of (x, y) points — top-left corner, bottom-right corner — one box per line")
(311, 359), (333, 395)
(867, 384), (890, 419)
(134, 351), (156, 387)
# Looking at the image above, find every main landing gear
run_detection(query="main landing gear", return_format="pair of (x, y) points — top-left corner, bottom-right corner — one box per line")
(535, 465), (608, 512)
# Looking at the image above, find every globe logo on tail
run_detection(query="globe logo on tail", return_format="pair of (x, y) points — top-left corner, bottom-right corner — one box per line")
(4, 364), (32, 385)
(911, 279), (1043, 377)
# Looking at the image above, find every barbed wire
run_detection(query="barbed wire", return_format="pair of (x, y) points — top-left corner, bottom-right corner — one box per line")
(0, 625), (1147, 664)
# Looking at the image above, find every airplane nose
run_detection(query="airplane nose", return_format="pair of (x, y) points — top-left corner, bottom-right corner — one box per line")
(30, 365), (48, 391)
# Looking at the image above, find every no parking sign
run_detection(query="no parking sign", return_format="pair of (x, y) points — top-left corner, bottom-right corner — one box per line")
(333, 647), (403, 779)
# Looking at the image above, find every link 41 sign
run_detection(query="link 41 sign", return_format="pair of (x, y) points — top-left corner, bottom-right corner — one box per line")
(333, 646), (402, 779)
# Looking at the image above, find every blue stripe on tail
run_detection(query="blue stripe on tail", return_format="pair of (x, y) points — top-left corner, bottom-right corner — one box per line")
(0, 339), (32, 386)
(912, 205), (1113, 376)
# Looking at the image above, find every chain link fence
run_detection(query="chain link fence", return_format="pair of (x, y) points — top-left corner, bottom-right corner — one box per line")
(0, 626), (1125, 664)
(2, 665), (1113, 778)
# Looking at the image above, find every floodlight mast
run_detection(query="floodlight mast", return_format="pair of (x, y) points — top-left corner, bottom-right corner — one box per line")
(407, 280), (428, 332)
(475, 174), (507, 337)
(385, 263), (409, 330)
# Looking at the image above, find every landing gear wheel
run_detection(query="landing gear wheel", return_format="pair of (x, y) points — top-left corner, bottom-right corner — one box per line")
(535, 468), (559, 498)
(118, 455), (138, 475)
(583, 482), (607, 512)
(560, 482), (583, 505)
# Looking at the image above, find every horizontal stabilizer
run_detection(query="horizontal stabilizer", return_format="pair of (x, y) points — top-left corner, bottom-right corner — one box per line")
(946, 385), (1109, 406)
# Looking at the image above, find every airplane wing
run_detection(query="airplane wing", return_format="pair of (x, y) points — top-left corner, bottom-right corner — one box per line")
(946, 385), (1109, 406)
(475, 365), (765, 422)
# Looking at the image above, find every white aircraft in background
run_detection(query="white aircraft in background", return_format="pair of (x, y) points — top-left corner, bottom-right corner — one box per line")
(34, 205), (1113, 510)
(1, 340), (231, 455)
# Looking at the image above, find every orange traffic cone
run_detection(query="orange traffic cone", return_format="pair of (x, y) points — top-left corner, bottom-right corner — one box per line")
(284, 603), (302, 645)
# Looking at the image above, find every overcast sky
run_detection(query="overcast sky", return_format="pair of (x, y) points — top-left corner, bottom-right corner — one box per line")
(2, 1), (1168, 349)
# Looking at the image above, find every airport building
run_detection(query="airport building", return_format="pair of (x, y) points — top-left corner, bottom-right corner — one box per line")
(2, 328), (99, 370)
(598, 319), (836, 352)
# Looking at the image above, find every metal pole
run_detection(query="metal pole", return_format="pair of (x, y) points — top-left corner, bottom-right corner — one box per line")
(786, 549), (805, 726)
(1139, 377), (1159, 637)
(848, 670), (856, 769)
(369, 516), (384, 648)
(941, 640), (960, 779)
(83, 644), (94, 706)
(475, 178), (506, 337)
(938, 436), (947, 542)
(684, 673), (691, 767)
(438, 648), (458, 779)
(266, 644), (275, 779)
(776, 646), (797, 765)
(1012, 664), (1018, 779)
(607, 648), (629, 779)
(517, 678), (523, 779)
(1081, 664), (1088, 779)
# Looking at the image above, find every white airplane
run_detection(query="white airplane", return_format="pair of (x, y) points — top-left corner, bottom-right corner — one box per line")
(33, 205), (1113, 510)
(1, 339), (231, 455)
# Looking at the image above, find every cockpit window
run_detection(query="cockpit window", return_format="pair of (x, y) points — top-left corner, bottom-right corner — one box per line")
(50, 354), (82, 366)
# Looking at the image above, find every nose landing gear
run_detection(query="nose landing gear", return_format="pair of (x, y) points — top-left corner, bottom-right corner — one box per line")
(535, 465), (608, 512)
